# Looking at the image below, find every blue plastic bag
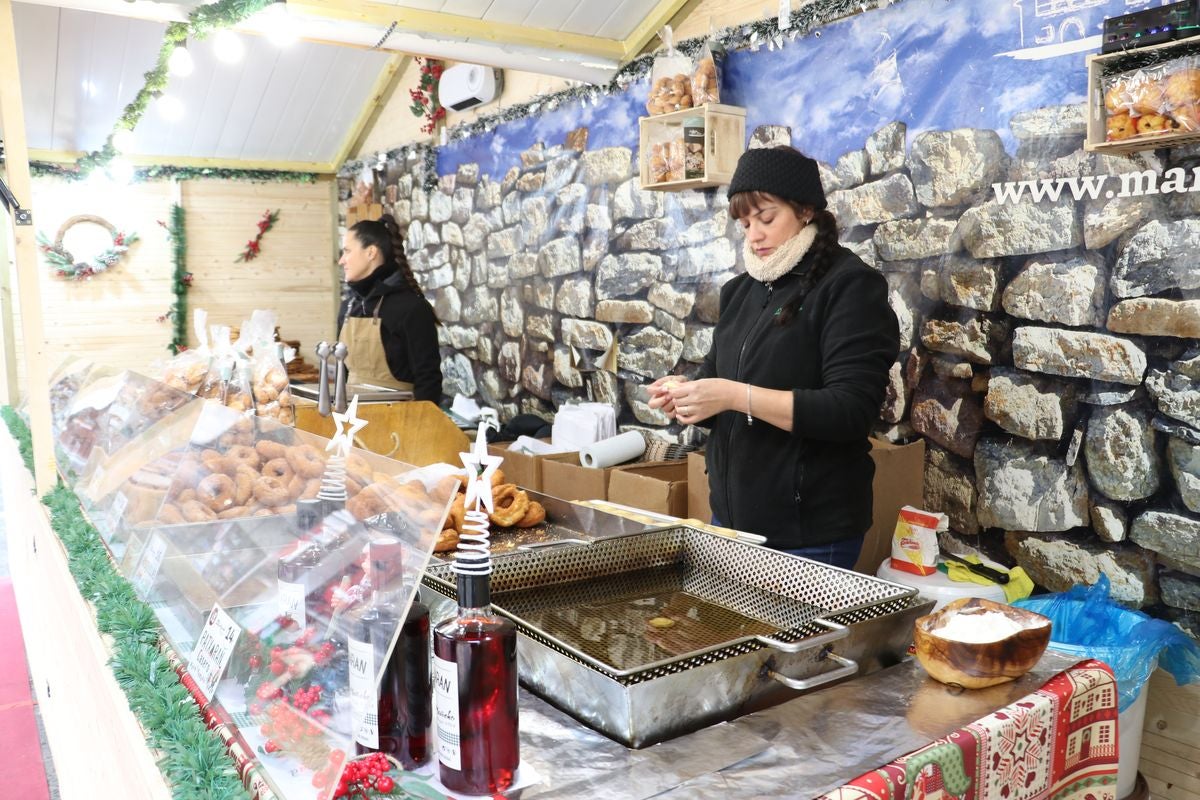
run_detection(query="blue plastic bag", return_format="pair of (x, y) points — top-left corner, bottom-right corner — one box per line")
(1015, 574), (1200, 712)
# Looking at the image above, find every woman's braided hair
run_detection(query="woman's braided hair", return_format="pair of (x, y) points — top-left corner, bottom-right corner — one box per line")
(349, 213), (438, 324)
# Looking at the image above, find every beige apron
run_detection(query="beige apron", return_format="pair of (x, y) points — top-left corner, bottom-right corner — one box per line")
(340, 297), (415, 391)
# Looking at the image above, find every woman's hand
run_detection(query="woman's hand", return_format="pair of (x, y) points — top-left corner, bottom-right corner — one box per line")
(667, 378), (737, 425)
(647, 376), (689, 416)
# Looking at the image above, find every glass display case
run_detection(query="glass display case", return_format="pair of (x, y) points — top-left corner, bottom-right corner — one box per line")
(47, 360), (456, 799)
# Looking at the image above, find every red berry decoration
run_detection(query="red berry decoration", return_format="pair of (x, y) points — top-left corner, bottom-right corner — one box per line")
(376, 775), (395, 793)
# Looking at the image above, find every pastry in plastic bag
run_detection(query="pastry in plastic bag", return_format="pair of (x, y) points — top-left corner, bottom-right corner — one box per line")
(691, 41), (723, 106)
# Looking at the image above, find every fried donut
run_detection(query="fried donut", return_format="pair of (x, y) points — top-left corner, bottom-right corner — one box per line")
(345, 476), (364, 498)
(224, 444), (260, 471)
(286, 444), (325, 479)
(180, 499), (217, 522)
(448, 493), (466, 531)
(1166, 68), (1200, 107)
(1131, 80), (1167, 115)
(200, 448), (225, 474)
(197, 473), (237, 512)
(1137, 112), (1171, 134)
(489, 484), (530, 528)
(253, 476), (291, 507)
(262, 457), (295, 485)
(516, 500), (546, 528)
(435, 529), (460, 553)
(1172, 103), (1200, 131)
(234, 465), (257, 506)
(158, 503), (186, 525)
(298, 478), (322, 500)
(175, 488), (197, 505)
(255, 439), (288, 461)
(218, 505), (252, 519)
(347, 452), (374, 485)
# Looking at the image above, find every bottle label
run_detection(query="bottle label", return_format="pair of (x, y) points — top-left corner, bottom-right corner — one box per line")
(433, 655), (461, 771)
(277, 579), (307, 630)
(348, 637), (379, 749)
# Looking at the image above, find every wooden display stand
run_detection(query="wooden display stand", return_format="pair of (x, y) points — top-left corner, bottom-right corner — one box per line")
(293, 398), (469, 467)
(639, 103), (746, 191)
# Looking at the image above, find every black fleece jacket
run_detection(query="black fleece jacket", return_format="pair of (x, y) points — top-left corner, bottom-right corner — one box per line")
(698, 245), (899, 549)
(338, 264), (442, 402)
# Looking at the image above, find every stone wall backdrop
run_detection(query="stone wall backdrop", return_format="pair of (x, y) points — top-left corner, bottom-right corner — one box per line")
(337, 0), (1200, 641)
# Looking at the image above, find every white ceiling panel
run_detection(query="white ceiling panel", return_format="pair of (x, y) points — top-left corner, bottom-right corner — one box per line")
(483, 0), (540, 25)
(12, 3), (60, 148)
(590, 0), (660, 40)
(438, 0), (494, 16)
(522, 0), (576, 32)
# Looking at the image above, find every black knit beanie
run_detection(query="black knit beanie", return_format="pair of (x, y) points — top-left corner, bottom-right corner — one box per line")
(727, 147), (827, 210)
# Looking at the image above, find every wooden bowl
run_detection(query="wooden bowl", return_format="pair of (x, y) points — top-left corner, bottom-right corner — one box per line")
(914, 597), (1051, 689)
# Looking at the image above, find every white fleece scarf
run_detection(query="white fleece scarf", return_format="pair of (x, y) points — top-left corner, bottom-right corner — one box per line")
(742, 223), (818, 283)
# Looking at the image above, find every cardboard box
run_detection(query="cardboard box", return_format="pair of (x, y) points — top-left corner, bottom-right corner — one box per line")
(855, 437), (926, 575)
(486, 440), (577, 492)
(687, 451), (711, 522)
(541, 457), (617, 502)
(607, 461), (689, 518)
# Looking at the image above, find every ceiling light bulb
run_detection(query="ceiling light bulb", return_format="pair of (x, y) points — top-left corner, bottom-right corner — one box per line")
(108, 158), (135, 184)
(212, 29), (244, 63)
(158, 94), (185, 122)
(110, 128), (135, 153)
(264, 2), (299, 47)
(168, 42), (194, 77)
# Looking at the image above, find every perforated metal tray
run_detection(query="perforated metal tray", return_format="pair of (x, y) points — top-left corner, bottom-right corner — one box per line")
(423, 525), (927, 746)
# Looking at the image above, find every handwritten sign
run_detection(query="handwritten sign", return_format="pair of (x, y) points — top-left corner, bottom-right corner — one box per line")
(130, 532), (167, 598)
(189, 604), (241, 700)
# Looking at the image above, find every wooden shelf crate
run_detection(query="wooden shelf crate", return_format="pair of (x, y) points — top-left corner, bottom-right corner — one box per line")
(1086, 36), (1200, 154)
(638, 103), (746, 192)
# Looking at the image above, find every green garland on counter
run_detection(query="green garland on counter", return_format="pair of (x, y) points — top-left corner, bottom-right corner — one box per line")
(30, 161), (319, 185)
(165, 204), (191, 354)
(0, 409), (251, 800)
(70, 0), (276, 179)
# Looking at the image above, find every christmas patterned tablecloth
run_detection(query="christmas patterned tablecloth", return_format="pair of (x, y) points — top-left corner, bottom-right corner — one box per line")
(818, 659), (1120, 800)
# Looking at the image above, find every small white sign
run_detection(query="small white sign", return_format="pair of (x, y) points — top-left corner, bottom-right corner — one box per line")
(779, 0), (792, 29)
(189, 604), (241, 700)
(131, 532), (168, 598)
(433, 655), (461, 771)
(348, 637), (379, 749)
(277, 579), (307, 630)
(107, 490), (129, 530)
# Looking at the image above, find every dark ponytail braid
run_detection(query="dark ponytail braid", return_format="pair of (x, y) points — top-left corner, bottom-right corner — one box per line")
(349, 213), (439, 324)
(776, 208), (839, 327)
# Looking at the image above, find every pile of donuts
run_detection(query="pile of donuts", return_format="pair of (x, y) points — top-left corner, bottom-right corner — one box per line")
(1105, 62), (1200, 141)
(151, 423), (394, 525)
(436, 470), (547, 553)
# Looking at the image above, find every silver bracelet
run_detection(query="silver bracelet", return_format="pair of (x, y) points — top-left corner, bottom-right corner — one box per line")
(745, 383), (753, 426)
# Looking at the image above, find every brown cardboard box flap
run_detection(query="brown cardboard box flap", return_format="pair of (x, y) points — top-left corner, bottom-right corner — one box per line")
(487, 441), (577, 492)
(607, 461), (689, 518)
(855, 437), (926, 574)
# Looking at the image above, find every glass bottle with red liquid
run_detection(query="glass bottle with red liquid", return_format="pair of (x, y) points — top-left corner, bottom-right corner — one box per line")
(347, 537), (431, 769)
(432, 569), (519, 794)
(276, 498), (324, 632)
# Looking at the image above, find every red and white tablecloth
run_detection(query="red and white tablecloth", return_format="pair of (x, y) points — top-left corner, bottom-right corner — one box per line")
(818, 659), (1120, 800)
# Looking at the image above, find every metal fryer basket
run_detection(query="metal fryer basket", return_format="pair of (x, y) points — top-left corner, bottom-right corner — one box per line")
(425, 525), (918, 686)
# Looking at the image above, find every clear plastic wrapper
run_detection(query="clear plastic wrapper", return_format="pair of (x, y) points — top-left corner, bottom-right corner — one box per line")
(1104, 55), (1200, 141)
(161, 308), (211, 394)
(647, 126), (686, 184)
(48, 364), (455, 798)
(645, 29), (694, 116)
(245, 310), (297, 426)
(691, 40), (723, 106)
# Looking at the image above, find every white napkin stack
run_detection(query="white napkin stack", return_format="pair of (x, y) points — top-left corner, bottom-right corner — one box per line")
(551, 403), (617, 452)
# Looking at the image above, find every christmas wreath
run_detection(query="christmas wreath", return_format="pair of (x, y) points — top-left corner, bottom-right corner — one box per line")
(38, 215), (138, 280)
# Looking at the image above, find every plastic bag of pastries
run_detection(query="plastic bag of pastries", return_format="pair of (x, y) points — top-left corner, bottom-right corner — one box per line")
(1104, 62), (1185, 141)
(1165, 55), (1200, 132)
(691, 40), (724, 106)
(646, 128), (686, 183)
(160, 308), (212, 395)
(645, 27), (694, 116)
(244, 309), (295, 425)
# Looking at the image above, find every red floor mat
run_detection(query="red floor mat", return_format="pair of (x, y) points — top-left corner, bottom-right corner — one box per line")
(0, 578), (51, 799)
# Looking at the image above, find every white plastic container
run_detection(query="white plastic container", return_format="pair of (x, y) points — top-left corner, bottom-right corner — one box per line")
(876, 558), (1008, 612)
(1048, 642), (1154, 800)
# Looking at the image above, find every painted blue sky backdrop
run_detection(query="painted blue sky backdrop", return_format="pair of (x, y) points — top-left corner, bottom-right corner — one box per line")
(437, 0), (1149, 177)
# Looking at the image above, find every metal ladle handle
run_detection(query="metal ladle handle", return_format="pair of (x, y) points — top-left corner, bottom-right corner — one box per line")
(315, 341), (332, 417)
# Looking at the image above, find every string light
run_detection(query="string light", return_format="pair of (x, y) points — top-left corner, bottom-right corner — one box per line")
(167, 41), (194, 77)
(212, 29), (244, 63)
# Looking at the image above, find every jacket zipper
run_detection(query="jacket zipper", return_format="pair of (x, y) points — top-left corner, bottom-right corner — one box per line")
(725, 281), (775, 529)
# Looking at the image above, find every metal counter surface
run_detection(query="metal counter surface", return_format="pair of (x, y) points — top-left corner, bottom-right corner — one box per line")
(512, 649), (1081, 799)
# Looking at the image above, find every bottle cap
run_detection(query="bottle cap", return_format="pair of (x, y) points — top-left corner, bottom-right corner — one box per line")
(457, 572), (491, 609)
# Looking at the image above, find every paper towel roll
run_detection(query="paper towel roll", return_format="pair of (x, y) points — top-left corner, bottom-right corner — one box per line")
(580, 431), (646, 469)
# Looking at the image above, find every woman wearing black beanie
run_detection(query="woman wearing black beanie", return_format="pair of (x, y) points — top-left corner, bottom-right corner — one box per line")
(649, 146), (899, 569)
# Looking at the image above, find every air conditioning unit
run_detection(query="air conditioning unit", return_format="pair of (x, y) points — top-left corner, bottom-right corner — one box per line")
(439, 64), (502, 112)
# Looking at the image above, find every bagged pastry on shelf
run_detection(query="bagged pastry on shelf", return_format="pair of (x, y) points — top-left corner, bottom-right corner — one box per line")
(691, 40), (724, 107)
(645, 26), (693, 116)
(160, 308), (211, 394)
(244, 310), (296, 425)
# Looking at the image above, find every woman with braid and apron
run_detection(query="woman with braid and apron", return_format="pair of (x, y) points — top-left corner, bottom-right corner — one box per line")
(337, 214), (442, 401)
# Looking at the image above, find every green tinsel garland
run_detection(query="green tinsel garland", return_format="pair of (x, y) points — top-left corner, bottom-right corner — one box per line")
(0, 408), (251, 800)
(31, 161), (318, 185)
(70, 0), (275, 180)
(166, 204), (189, 354)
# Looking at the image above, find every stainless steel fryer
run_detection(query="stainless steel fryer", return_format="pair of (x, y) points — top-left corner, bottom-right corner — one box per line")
(423, 525), (929, 747)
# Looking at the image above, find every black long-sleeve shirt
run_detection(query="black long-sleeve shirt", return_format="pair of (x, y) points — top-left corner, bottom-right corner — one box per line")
(338, 265), (442, 402)
(697, 245), (899, 548)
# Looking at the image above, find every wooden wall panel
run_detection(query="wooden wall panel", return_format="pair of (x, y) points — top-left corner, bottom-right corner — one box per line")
(181, 179), (338, 362)
(4, 177), (337, 399)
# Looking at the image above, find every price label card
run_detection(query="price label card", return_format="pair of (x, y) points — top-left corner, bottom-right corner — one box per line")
(131, 532), (168, 598)
(107, 490), (129, 530)
(189, 604), (241, 700)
